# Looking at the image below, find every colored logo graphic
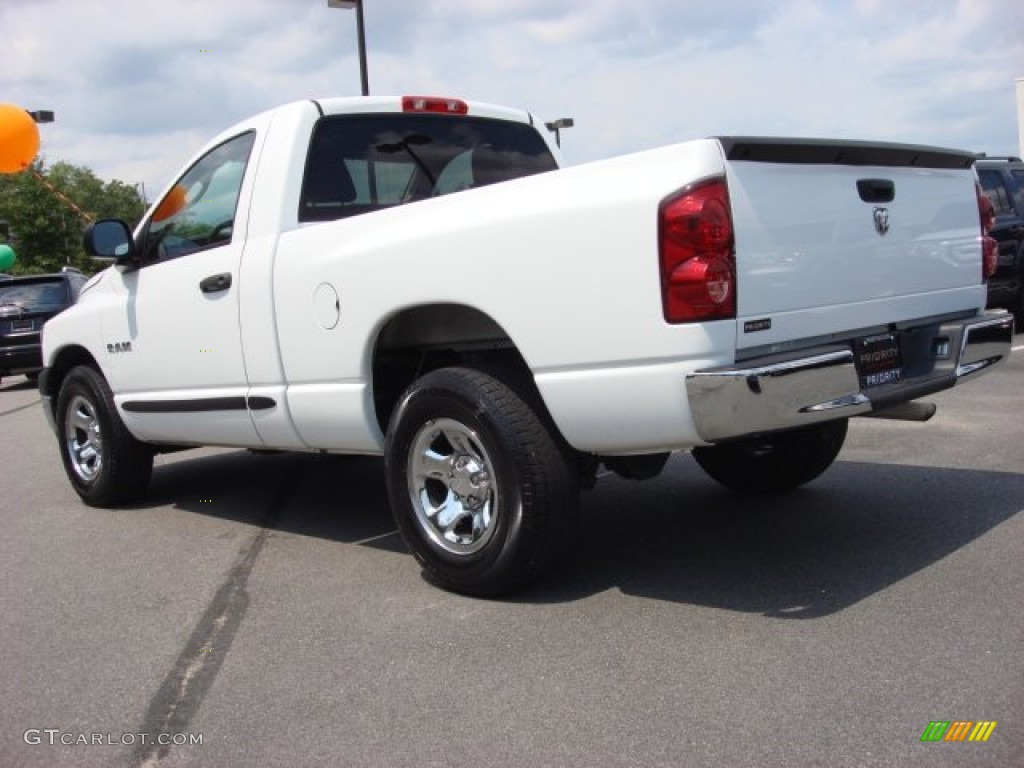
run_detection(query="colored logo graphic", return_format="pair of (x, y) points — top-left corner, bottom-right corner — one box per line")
(921, 720), (997, 742)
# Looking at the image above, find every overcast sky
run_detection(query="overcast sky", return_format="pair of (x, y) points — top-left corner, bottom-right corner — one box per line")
(4, 0), (1023, 200)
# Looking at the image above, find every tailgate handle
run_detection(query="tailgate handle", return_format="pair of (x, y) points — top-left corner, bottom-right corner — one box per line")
(857, 178), (895, 203)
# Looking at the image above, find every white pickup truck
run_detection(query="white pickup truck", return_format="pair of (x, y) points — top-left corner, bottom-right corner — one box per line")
(41, 95), (1013, 595)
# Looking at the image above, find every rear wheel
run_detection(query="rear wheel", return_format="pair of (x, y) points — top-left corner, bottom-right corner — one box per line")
(692, 419), (848, 494)
(56, 365), (153, 507)
(385, 367), (578, 596)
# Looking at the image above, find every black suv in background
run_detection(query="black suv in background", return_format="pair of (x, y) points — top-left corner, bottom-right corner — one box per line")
(0, 268), (88, 385)
(977, 156), (1024, 326)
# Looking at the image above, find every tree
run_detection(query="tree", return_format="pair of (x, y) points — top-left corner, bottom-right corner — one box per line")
(0, 158), (146, 275)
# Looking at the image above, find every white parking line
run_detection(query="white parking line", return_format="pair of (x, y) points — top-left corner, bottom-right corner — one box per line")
(352, 530), (399, 546)
(0, 399), (41, 418)
(1012, 344), (1024, 352)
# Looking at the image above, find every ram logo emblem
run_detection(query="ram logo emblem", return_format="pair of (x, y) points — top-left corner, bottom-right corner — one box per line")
(873, 206), (890, 236)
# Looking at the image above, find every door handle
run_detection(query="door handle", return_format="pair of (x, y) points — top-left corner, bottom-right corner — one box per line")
(199, 273), (232, 293)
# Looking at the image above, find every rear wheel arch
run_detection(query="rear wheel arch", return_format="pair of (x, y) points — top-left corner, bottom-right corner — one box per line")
(370, 303), (551, 434)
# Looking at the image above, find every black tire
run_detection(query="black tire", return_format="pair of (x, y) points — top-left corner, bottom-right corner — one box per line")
(385, 367), (578, 596)
(692, 419), (848, 494)
(55, 365), (153, 507)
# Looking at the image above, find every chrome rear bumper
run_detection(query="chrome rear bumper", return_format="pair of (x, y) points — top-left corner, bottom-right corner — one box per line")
(685, 312), (1014, 443)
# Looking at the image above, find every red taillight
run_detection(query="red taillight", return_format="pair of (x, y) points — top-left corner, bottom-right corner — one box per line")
(659, 178), (736, 323)
(976, 181), (998, 280)
(402, 96), (468, 115)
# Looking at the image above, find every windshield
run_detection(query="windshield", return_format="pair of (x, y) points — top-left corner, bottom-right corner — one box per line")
(0, 280), (68, 311)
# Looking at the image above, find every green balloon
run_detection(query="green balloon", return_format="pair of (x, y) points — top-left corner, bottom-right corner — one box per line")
(0, 243), (16, 271)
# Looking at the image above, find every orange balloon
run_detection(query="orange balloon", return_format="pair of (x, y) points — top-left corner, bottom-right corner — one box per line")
(0, 103), (40, 174)
(152, 184), (188, 222)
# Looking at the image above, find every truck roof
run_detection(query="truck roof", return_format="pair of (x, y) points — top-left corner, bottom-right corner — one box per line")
(313, 95), (537, 126)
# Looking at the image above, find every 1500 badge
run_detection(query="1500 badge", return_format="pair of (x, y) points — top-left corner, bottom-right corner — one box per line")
(107, 341), (132, 354)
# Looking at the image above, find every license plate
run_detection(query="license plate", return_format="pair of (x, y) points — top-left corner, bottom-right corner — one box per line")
(855, 333), (902, 388)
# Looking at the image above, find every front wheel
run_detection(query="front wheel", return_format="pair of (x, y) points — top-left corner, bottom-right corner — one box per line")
(385, 367), (578, 596)
(55, 365), (153, 507)
(692, 419), (848, 494)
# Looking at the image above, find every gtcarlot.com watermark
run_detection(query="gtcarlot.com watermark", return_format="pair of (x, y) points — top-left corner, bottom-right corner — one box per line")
(24, 729), (203, 747)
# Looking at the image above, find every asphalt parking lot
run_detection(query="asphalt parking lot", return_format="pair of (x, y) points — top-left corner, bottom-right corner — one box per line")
(1, 342), (1022, 768)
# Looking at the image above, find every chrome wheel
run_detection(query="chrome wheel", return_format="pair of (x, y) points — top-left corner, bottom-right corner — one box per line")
(407, 417), (498, 556)
(64, 393), (103, 484)
(386, 367), (579, 595)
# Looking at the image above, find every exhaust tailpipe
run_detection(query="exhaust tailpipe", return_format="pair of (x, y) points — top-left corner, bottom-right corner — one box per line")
(863, 401), (937, 422)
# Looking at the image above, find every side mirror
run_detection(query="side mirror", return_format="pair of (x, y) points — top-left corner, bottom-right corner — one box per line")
(83, 219), (136, 263)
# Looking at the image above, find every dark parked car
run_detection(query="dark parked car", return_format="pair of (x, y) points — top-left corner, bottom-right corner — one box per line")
(977, 156), (1024, 326)
(0, 268), (88, 385)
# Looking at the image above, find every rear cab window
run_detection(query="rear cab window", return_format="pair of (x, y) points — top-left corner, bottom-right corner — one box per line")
(299, 114), (557, 223)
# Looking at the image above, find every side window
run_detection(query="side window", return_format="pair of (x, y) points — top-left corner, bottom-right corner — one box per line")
(978, 170), (1012, 216)
(141, 131), (256, 263)
(1011, 170), (1024, 212)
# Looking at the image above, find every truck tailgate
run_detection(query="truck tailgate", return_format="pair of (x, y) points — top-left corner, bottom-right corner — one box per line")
(720, 138), (984, 352)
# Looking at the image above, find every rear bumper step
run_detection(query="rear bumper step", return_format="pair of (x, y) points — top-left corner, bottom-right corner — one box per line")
(685, 312), (1013, 443)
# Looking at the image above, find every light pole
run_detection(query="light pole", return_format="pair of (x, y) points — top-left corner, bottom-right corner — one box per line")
(327, 0), (369, 96)
(545, 117), (574, 148)
(1016, 76), (1023, 158)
